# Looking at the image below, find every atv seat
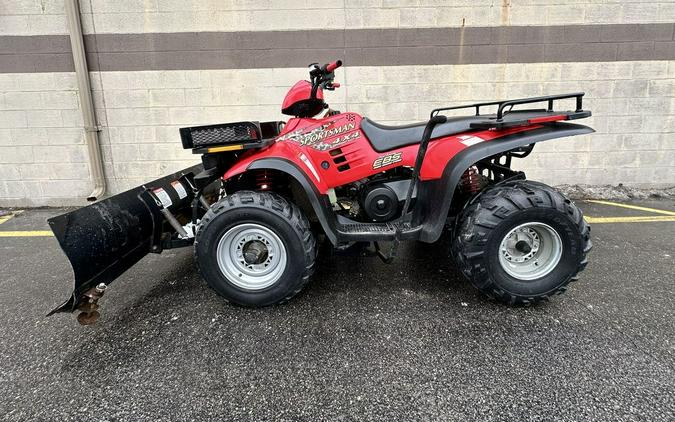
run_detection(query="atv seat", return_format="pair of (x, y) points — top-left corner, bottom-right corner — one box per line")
(361, 116), (485, 152)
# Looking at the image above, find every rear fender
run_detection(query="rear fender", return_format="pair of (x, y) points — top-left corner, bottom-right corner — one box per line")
(416, 122), (595, 243)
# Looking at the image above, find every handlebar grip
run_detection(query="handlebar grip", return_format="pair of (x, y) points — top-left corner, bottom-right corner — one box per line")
(326, 60), (342, 72)
(331, 82), (341, 88)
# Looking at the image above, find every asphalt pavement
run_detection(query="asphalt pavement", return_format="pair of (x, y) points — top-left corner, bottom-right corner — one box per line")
(0, 200), (673, 421)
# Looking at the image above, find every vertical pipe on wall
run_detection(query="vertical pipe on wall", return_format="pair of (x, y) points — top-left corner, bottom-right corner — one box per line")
(64, 0), (106, 201)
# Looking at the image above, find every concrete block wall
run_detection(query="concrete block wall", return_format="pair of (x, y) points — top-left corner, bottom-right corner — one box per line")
(0, 0), (68, 36)
(0, 72), (95, 204)
(344, 61), (675, 186)
(0, 0), (674, 206)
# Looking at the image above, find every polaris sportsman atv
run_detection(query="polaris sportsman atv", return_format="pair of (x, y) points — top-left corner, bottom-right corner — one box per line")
(48, 60), (593, 324)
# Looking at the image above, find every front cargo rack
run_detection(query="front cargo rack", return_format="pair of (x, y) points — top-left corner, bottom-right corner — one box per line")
(431, 92), (591, 130)
(180, 121), (284, 153)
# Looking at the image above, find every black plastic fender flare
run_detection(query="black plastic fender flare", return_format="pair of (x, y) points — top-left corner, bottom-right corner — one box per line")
(415, 122), (595, 243)
(247, 158), (339, 244)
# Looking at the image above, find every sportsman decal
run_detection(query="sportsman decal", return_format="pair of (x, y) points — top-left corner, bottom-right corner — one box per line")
(278, 121), (358, 151)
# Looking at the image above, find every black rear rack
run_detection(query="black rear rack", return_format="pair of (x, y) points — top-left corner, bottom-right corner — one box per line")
(431, 92), (591, 130)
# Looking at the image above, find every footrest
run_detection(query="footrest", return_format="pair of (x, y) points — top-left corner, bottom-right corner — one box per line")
(337, 222), (396, 242)
(340, 223), (396, 234)
(335, 221), (418, 242)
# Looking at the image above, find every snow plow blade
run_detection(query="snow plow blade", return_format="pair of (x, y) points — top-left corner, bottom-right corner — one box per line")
(47, 164), (204, 317)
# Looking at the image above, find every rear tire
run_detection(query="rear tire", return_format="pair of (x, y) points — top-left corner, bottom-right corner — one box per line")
(195, 191), (316, 307)
(452, 180), (591, 305)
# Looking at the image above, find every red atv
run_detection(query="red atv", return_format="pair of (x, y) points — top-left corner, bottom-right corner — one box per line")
(49, 60), (593, 324)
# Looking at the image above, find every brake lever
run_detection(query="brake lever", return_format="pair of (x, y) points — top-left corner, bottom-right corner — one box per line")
(323, 82), (341, 91)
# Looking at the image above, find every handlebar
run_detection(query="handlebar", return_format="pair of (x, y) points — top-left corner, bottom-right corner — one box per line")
(325, 60), (342, 73)
(308, 59), (343, 98)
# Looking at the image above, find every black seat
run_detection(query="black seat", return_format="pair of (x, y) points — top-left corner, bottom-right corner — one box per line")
(361, 116), (485, 152)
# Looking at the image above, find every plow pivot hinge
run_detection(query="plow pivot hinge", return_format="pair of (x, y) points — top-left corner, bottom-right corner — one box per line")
(76, 283), (107, 326)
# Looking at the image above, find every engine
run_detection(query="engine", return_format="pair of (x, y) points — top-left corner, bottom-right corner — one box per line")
(360, 179), (411, 221)
(336, 170), (415, 223)
(335, 166), (488, 223)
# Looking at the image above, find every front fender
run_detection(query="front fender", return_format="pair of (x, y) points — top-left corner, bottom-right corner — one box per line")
(223, 141), (329, 193)
(225, 156), (338, 245)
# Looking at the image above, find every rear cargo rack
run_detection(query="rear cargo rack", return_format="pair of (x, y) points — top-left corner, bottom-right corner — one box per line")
(431, 92), (591, 130)
(180, 121), (284, 153)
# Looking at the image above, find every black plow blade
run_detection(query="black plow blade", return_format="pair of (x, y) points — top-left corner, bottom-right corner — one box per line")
(47, 165), (203, 316)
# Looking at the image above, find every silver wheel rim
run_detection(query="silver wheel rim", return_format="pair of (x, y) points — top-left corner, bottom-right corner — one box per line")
(498, 222), (563, 281)
(216, 223), (287, 290)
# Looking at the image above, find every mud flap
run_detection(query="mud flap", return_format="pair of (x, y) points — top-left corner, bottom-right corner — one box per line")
(47, 164), (204, 316)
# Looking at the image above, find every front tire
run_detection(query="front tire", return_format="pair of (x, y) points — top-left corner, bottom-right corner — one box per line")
(195, 191), (316, 307)
(452, 180), (591, 305)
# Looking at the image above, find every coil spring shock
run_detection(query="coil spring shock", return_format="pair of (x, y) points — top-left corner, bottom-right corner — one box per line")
(255, 170), (274, 191)
(460, 166), (481, 194)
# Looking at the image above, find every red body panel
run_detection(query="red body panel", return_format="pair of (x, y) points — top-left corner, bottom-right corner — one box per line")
(281, 80), (324, 117)
(224, 111), (537, 194)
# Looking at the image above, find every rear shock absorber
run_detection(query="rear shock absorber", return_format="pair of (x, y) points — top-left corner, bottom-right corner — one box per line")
(256, 170), (274, 191)
(460, 166), (481, 194)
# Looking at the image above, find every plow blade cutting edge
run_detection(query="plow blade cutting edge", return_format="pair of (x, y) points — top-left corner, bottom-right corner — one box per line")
(47, 164), (204, 316)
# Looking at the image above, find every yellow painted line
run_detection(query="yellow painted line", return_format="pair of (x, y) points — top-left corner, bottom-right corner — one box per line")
(584, 216), (675, 224)
(0, 210), (23, 225)
(586, 200), (675, 216)
(0, 231), (54, 237)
